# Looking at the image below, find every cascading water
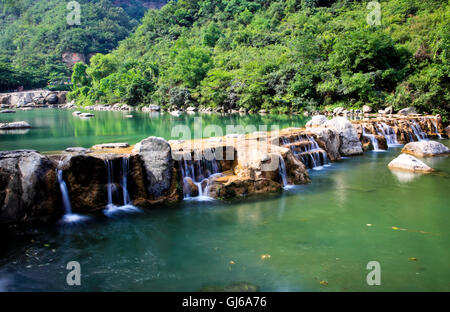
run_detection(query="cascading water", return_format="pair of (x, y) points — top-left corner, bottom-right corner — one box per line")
(282, 135), (330, 170)
(432, 119), (443, 139)
(378, 122), (400, 146)
(103, 158), (140, 216)
(179, 149), (221, 201)
(57, 167), (87, 223)
(362, 127), (383, 152)
(411, 121), (428, 141)
(278, 155), (294, 189)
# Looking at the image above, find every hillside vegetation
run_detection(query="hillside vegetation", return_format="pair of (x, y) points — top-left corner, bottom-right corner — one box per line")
(0, 0), (165, 91)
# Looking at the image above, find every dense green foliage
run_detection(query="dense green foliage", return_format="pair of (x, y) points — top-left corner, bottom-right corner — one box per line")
(69, 0), (449, 119)
(0, 0), (162, 91)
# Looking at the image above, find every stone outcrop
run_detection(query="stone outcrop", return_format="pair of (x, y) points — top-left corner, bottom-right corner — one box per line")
(388, 154), (433, 173)
(0, 90), (68, 107)
(324, 117), (363, 156)
(398, 107), (417, 116)
(402, 141), (450, 157)
(0, 150), (61, 224)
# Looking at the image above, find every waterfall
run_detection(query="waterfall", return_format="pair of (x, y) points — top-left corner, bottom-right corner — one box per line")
(362, 127), (383, 152)
(57, 168), (87, 223)
(103, 158), (140, 216)
(282, 135), (330, 170)
(179, 149), (221, 201)
(432, 119), (443, 139)
(379, 122), (399, 146)
(411, 121), (427, 141)
(278, 156), (289, 188)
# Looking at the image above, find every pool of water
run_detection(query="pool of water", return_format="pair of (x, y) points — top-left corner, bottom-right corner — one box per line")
(0, 109), (308, 152)
(0, 140), (449, 291)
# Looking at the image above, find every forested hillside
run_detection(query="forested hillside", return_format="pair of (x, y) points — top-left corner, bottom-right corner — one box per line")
(68, 0), (449, 120)
(0, 0), (167, 91)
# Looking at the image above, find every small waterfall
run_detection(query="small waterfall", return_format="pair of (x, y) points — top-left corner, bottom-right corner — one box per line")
(432, 119), (443, 139)
(362, 127), (383, 152)
(278, 156), (289, 188)
(282, 135), (330, 170)
(57, 168), (87, 223)
(103, 158), (140, 216)
(411, 121), (427, 141)
(377, 122), (399, 146)
(179, 149), (221, 201)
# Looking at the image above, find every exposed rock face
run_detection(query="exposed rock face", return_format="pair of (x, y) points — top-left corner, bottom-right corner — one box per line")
(208, 176), (282, 199)
(0, 121), (31, 129)
(133, 137), (174, 198)
(0, 90), (68, 107)
(306, 115), (328, 127)
(446, 125), (450, 138)
(324, 117), (363, 156)
(402, 141), (450, 157)
(388, 154), (433, 172)
(62, 52), (86, 67)
(0, 150), (60, 224)
(65, 147), (92, 154)
(308, 127), (341, 161)
(384, 106), (393, 114)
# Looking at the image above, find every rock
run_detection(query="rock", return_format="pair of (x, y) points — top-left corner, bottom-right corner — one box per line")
(402, 141), (450, 157)
(238, 107), (247, 114)
(45, 93), (59, 105)
(0, 150), (60, 224)
(362, 105), (372, 113)
(92, 143), (129, 150)
(446, 125), (450, 138)
(378, 110), (385, 114)
(208, 177), (282, 199)
(308, 128), (341, 161)
(324, 117), (363, 156)
(72, 111), (82, 116)
(384, 106), (393, 114)
(388, 154), (433, 172)
(148, 105), (161, 112)
(65, 147), (92, 154)
(0, 109), (16, 114)
(182, 177), (199, 197)
(125, 115), (133, 118)
(133, 136), (174, 198)
(259, 109), (268, 115)
(398, 107), (417, 116)
(306, 115), (328, 128)
(79, 113), (94, 117)
(0, 121), (31, 129)
(170, 110), (183, 117)
(333, 107), (345, 115)
(186, 106), (198, 112)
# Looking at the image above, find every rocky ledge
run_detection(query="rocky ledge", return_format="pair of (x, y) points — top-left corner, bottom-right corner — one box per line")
(402, 141), (450, 157)
(0, 115), (447, 226)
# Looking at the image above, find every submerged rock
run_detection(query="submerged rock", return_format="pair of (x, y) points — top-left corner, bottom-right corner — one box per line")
(0, 109), (16, 114)
(65, 147), (92, 154)
(402, 141), (449, 157)
(92, 143), (129, 150)
(0, 121), (31, 129)
(324, 117), (363, 156)
(388, 154), (433, 173)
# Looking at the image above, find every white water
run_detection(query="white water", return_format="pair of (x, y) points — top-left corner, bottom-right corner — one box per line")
(57, 168), (87, 223)
(411, 121), (428, 141)
(377, 122), (400, 146)
(180, 149), (221, 201)
(285, 135), (330, 170)
(432, 119), (443, 139)
(103, 159), (140, 216)
(362, 127), (384, 152)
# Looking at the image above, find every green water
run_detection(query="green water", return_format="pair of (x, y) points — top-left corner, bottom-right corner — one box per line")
(0, 108), (307, 152)
(0, 109), (449, 291)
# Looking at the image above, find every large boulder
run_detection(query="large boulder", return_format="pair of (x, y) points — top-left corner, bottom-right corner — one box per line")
(402, 141), (450, 157)
(133, 137), (175, 198)
(388, 154), (433, 172)
(0, 150), (60, 224)
(384, 106), (393, 114)
(45, 93), (59, 105)
(324, 117), (363, 156)
(306, 115), (328, 128)
(446, 125), (450, 138)
(308, 127), (341, 161)
(398, 107), (417, 116)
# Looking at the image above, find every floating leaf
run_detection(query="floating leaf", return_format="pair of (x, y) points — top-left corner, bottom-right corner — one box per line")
(229, 260), (235, 265)
(320, 280), (328, 286)
(392, 226), (399, 230)
(408, 257), (417, 261)
(260, 254), (271, 260)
